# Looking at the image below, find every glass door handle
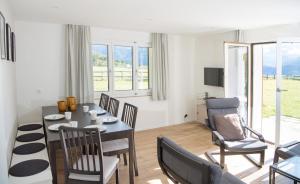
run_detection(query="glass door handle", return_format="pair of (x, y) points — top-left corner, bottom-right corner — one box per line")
(277, 88), (288, 92)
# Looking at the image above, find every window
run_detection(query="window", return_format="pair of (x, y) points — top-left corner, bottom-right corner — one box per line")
(92, 44), (109, 92)
(113, 46), (133, 91)
(92, 43), (151, 96)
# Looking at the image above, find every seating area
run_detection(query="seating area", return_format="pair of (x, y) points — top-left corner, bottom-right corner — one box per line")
(9, 122), (52, 184)
(1, 1), (300, 184)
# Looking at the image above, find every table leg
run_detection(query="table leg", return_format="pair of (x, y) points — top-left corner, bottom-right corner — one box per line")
(272, 169), (275, 184)
(128, 131), (135, 184)
(269, 167), (272, 184)
(49, 142), (57, 184)
(133, 142), (139, 176)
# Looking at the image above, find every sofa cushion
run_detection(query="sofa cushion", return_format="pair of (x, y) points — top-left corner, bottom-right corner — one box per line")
(214, 113), (245, 141)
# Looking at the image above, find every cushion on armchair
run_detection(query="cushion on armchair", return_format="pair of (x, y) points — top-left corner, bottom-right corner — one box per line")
(214, 113), (245, 141)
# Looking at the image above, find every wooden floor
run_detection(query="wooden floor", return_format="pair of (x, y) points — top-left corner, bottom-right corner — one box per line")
(56, 122), (295, 184)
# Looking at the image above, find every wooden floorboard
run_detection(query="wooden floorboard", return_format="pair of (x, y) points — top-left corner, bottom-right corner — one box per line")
(56, 122), (296, 184)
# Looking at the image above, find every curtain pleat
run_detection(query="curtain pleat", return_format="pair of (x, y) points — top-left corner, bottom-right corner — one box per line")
(65, 24), (94, 103)
(151, 33), (168, 101)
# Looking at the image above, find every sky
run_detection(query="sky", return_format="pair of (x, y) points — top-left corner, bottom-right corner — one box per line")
(263, 43), (300, 75)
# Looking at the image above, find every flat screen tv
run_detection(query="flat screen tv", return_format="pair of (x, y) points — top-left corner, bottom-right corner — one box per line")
(204, 67), (224, 87)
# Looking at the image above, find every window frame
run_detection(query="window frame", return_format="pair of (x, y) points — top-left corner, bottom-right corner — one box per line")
(137, 47), (151, 90)
(92, 41), (151, 98)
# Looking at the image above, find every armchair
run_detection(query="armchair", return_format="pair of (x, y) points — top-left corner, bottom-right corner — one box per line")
(274, 141), (300, 164)
(205, 97), (267, 168)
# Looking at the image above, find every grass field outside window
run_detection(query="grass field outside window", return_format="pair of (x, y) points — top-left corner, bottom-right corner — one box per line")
(263, 77), (300, 119)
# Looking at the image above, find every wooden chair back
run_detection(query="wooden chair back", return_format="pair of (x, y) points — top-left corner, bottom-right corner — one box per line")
(59, 126), (104, 182)
(121, 103), (138, 129)
(99, 93), (110, 110)
(107, 97), (120, 117)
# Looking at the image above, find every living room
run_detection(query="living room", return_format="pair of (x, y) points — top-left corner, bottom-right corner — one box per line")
(1, 0), (300, 184)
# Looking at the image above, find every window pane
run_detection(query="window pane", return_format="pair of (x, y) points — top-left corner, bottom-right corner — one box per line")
(138, 47), (149, 89)
(113, 46), (133, 90)
(92, 44), (109, 91)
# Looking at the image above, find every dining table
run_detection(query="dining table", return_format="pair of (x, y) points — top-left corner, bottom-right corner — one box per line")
(42, 103), (135, 184)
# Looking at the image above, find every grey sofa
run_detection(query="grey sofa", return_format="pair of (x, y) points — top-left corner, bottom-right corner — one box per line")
(157, 136), (245, 184)
(205, 97), (267, 168)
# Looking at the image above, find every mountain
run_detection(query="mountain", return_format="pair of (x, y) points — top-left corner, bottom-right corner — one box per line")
(263, 56), (300, 76)
(93, 45), (148, 65)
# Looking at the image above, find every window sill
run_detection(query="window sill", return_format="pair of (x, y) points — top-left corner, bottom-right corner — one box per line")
(94, 90), (151, 99)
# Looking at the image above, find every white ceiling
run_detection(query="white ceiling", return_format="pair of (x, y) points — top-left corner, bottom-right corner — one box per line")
(10, 0), (300, 34)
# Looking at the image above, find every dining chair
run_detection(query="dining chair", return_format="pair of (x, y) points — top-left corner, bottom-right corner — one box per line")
(157, 136), (245, 184)
(102, 103), (139, 176)
(107, 97), (120, 117)
(59, 126), (119, 184)
(99, 93), (110, 110)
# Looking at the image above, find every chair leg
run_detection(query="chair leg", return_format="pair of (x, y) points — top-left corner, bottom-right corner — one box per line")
(220, 147), (225, 169)
(115, 168), (119, 184)
(273, 151), (279, 164)
(133, 146), (139, 176)
(244, 153), (264, 168)
(205, 151), (219, 165)
(123, 153), (127, 166)
(260, 150), (265, 167)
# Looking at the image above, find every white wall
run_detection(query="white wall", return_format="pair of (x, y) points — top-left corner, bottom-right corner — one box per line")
(0, 0), (16, 183)
(168, 35), (197, 123)
(15, 22), (197, 131)
(15, 21), (65, 123)
(244, 24), (300, 43)
(195, 31), (236, 98)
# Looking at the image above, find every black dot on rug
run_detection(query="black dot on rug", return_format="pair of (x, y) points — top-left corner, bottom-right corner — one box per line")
(16, 133), (44, 142)
(13, 143), (46, 155)
(9, 159), (49, 177)
(18, 124), (42, 131)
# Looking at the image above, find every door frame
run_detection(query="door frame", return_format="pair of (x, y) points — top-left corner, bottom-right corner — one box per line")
(224, 42), (252, 125)
(251, 42), (276, 144)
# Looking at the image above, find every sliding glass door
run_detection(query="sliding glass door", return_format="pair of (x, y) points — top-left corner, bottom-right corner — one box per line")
(224, 43), (251, 124)
(276, 38), (300, 145)
(252, 39), (300, 145)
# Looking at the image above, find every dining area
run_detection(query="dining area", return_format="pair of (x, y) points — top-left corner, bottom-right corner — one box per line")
(8, 94), (139, 184)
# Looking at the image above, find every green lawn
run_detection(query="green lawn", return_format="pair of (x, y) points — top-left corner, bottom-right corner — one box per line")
(263, 78), (300, 118)
(93, 66), (149, 91)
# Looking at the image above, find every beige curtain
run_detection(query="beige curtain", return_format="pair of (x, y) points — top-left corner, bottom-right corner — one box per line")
(150, 33), (168, 101)
(65, 24), (94, 103)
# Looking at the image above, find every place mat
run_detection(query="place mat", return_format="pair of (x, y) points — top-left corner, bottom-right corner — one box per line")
(16, 133), (44, 142)
(18, 124), (42, 131)
(13, 143), (46, 155)
(9, 159), (49, 177)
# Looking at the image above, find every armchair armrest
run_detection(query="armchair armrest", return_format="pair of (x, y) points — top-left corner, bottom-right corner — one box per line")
(212, 131), (225, 144)
(244, 126), (265, 142)
(277, 140), (300, 149)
